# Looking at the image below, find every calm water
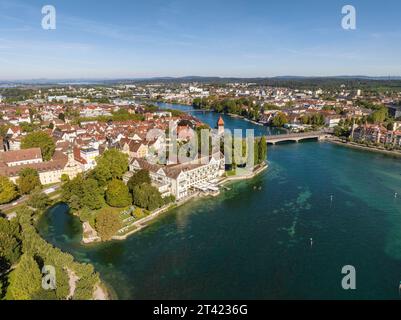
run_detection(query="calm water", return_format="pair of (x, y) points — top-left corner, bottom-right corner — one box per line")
(155, 102), (285, 136)
(37, 107), (401, 300)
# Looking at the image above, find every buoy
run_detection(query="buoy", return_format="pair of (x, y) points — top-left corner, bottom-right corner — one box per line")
(310, 238), (313, 247)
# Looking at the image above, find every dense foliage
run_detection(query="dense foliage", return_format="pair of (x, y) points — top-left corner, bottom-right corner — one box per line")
(271, 112), (289, 127)
(0, 176), (18, 205)
(17, 168), (42, 195)
(91, 149), (129, 186)
(105, 179), (132, 208)
(0, 207), (101, 300)
(61, 175), (105, 211)
(5, 254), (42, 300)
(21, 131), (56, 161)
(127, 169), (151, 192)
(132, 183), (164, 211)
(95, 209), (122, 241)
(29, 188), (51, 210)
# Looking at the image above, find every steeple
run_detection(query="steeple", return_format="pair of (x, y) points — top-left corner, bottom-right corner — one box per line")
(217, 116), (224, 135)
(217, 116), (224, 127)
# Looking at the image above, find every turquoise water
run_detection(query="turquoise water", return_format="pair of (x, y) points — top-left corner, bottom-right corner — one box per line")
(37, 104), (401, 299)
(38, 141), (401, 299)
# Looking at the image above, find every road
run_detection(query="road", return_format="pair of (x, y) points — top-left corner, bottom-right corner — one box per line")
(0, 184), (61, 212)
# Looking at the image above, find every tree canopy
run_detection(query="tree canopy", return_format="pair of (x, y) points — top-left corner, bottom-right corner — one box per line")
(17, 168), (42, 194)
(21, 131), (55, 161)
(29, 188), (51, 210)
(257, 136), (267, 164)
(272, 112), (288, 127)
(105, 179), (132, 208)
(0, 206), (101, 300)
(61, 175), (104, 211)
(91, 149), (129, 186)
(95, 209), (122, 241)
(0, 217), (21, 267)
(127, 169), (151, 192)
(5, 254), (42, 300)
(368, 107), (388, 124)
(132, 183), (163, 211)
(0, 176), (18, 205)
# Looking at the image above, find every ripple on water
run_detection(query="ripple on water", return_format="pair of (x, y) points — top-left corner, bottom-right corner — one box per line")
(38, 142), (401, 299)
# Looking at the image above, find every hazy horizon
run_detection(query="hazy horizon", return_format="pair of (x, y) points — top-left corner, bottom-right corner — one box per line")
(1, 0), (401, 80)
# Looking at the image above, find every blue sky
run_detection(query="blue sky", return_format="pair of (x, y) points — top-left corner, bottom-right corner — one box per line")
(0, 0), (401, 80)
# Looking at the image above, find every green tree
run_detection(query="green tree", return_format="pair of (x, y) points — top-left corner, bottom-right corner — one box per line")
(28, 188), (51, 210)
(61, 174), (70, 183)
(0, 176), (18, 205)
(369, 107), (388, 124)
(58, 113), (65, 122)
(0, 231), (21, 266)
(6, 254), (42, 300)
(272, 112), (288, 127)
(61, 175), (104, 211)
(61, 175), (84, 210)
(0, 125), (9, 138)
(55, 267), (70, 300)
(132, 183), (163, 211)
(19, 122), (37, 133)
(92, 149), (128, 185)
(95, 209), (122, 241)
(21, 131), (55, 161)
(127, 169), (151, 192)
(17, 168), (42, 194)
(258, 136), (267, 163)
(81, 179), (105, 210)
(105, 179), (132, 208)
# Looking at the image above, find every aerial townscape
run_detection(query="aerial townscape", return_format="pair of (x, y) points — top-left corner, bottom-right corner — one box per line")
(2, 0), (401, 305)
(0, 77), (401, 300)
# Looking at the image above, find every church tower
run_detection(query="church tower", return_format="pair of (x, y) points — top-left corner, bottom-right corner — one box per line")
(217, 116), (225, 135)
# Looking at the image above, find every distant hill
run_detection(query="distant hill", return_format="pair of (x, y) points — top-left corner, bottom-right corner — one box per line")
(1, 76), (401, 90)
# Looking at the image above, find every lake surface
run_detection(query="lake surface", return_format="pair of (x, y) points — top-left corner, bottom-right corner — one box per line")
(155, 102), (285, 137)
(38, 106), (401, 300)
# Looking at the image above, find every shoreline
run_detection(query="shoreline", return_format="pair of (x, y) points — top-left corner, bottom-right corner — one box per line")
(107, 163), (269, 241)
(326, 138), (401, 158)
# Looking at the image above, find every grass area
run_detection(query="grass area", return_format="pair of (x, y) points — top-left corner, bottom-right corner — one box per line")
(226, 169), (237, 177)
(78, 203), (151, 231)
(79, 205), (131, 229)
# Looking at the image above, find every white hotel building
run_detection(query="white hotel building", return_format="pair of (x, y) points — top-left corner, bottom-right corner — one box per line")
(127, 153), (225, 200)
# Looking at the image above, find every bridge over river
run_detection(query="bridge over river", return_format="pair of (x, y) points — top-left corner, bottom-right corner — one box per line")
(263, 131), (332, 145)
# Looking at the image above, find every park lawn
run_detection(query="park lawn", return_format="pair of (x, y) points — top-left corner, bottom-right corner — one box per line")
(82, 204), (131, 229)
(226, 169), (237, 177)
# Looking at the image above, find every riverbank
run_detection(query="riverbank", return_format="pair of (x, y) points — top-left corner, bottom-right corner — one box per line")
(223, 163), (268, 182)
(327, 138), (401, 158)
